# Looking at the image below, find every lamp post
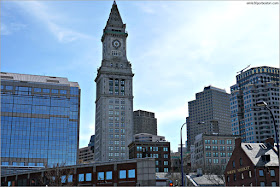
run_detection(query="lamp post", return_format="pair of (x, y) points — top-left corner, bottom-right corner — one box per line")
(256, 101), (279, 158)
(180, 122), (187, 186)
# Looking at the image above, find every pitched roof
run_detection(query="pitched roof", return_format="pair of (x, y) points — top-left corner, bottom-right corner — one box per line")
(241, 142), (278, 167)
(105, 1), (124, 29)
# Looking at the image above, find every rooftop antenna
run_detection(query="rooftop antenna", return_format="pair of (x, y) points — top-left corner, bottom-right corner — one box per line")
(237, 64), (251, 74)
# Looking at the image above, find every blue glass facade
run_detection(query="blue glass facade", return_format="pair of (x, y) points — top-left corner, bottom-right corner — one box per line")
(1, 74), (80, 167)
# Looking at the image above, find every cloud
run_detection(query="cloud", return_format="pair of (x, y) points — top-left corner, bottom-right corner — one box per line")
(79, 122), (95, 148)
(1, 23), (26, 35)
(13, 1), (93, 43)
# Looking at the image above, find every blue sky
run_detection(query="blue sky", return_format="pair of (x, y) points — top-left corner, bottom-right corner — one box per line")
(1, 0), (279, 152)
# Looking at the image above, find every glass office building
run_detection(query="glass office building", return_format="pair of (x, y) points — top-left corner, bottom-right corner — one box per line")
(1, 72), (80, 167)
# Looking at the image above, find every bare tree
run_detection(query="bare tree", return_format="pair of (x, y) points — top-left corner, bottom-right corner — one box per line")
(36, 163), (74, 186)
(203, 165), (225, 185)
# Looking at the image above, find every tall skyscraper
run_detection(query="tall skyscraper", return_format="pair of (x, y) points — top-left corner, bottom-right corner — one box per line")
(133, 110), (157, 135)
(1, 72), (80, 167)
(230, 66), (279, 143)
(94, 1), (134, 162)
(187, 86), (231, 150)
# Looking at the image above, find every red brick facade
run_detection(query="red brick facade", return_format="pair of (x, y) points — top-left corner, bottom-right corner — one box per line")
(224, 138), (279, 186)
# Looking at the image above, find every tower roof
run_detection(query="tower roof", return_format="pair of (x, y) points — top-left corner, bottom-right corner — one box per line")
(105, 1), (124, 29)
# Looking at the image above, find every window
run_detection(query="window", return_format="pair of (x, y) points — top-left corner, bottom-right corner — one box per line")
(164, 154), (168, 158)
(6, 86), (13, 90)
(240, 158), (243, 166)
(227, 176), (230, 182)
(42, 88), (49, 93)
(156, 168), (159, 172)
(260, 182), (265, 187)
(164, 168), (169, 172)
(68, 175), (73, 183)
(220, 140), (225, 144)
(128, 169), (135, 178)
(164, 161), (168, 165)
(232, 161), (235, 168)
(119, 170), (126, 179)
(28, 163), (35, 166)
(34, 88), (41, 92)
(106, 171), (113, 180)
(155, 161), (159, 165)
(163, 147), (168, 151)
(60, 90), (67, 94)
(98, 172), (104, 180)
(233, 174), (236, 181)
(227, 140), (232, 144)
(61, 175), (66, 183)
(86, 173), (92, 181)
(271, 182), (277, 187)
(79, 174), (84, 182)
(249, 170), (252, 178)
(212, 140), (217, 144)
(1, 162), (9, 166)
(270, 170), (275, 177)
(259, 170), (264, 176)
(52, 89), (58, 94)
(241, 173), (244, 179)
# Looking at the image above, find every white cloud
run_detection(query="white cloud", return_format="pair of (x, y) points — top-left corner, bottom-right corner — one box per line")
(79, 122), (95, 148)
(1, 23), (26, 35)
(14, 1), (93, 43)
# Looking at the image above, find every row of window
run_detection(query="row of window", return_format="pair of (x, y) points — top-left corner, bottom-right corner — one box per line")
(1, 86), (79, 95)
(205, 139), (233, 144)
(1, 162), (44, 166)
(205, 146), (233, 151)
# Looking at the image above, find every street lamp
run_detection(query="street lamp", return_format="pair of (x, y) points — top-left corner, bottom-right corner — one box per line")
(180, 122), (187, 186)
(256, 100), (279, 158)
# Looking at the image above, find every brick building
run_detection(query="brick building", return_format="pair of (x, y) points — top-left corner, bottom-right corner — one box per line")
(1, 158), (156, 186)
(224, 138), (279, 186)
(128, 135), (170, 173)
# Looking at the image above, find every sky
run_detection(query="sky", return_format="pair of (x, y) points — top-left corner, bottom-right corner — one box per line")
(1, 0), (279, 152)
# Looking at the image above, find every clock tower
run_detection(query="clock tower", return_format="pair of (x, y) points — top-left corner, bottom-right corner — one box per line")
(94, 1), (134, 162)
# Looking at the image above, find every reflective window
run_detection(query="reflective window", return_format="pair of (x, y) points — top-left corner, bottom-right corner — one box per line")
(61, 175), (66, 183)
(106, 171), (112, 180)
(68, 175), (73, 182)
(52, 89), (58, 94)
(86, 173), (92, 181)
(119, 170), (126, 179)
(79, 174), (84, 182)
(98, 172), (104, 180)
(34, 88), (41, 92)
(1, 162), (9, 166)
(43, 88), (50, 93)
(28, 163), (35, 166)
(128, 169), (135, 178)
(259, 170), (264, 176)
(271, 182), (277, 187)
(270, 170), (275, 177)
(60, 90), (67, 94)
(6, 86), (13, 90)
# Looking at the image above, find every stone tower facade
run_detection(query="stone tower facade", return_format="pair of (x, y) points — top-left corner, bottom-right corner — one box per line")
(94, 1), (134, 162)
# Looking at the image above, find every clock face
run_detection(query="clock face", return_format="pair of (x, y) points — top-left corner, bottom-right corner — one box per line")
(112, 39), (121, 49)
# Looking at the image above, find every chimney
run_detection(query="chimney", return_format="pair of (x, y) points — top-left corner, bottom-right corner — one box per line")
(235, 138), (241, 147)
(265, 138), (274, 146)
